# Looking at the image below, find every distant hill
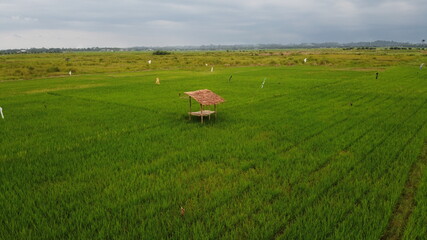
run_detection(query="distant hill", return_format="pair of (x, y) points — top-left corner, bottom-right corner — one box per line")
(1, 40), (425, 54)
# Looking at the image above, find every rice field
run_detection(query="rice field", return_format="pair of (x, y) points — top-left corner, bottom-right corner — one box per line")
(1, 49), (427, 239)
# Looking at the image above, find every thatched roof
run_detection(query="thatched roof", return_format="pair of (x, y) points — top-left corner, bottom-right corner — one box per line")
(184, 89), (225, 105)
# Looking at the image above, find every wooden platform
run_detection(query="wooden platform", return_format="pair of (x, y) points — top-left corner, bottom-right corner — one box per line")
(188, 110), (216, 117)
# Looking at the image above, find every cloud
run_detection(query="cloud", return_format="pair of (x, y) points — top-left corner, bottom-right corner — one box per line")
(10, 15), (39, 22)
(0, 0), (426, 49)
(0, 29), (130, 49)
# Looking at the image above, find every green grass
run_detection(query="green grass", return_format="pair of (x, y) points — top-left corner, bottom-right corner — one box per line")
(0, 48), (424, 81)
(1, 49), (427, 239)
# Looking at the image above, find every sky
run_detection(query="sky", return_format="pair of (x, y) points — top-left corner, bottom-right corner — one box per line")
(0, 0), (426, 49)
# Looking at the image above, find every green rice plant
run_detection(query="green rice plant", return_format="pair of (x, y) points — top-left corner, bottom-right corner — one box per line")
(0, 49), (426, 239)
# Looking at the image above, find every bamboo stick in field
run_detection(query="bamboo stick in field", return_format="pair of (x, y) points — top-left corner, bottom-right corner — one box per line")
(189, 97), (192, 120)
(200, 104), (203, 123)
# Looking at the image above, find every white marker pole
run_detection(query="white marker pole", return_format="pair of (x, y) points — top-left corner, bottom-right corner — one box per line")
(304, 58), (307, 63)
(0, 107), (4, 119)
(261, 78), (266, 88)
(211, 66), (214, 72)
(69, 71), (72, 76)
(420, 63), (424, 70)
(148, 60), (152, 64)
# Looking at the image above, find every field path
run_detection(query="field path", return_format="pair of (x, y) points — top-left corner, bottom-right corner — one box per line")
(381, 140), (427, 240)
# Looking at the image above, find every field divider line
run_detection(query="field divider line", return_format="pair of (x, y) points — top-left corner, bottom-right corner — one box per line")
(283, 117), (349, 150)
(309, 79), (349, 89)
(303, 93), (413, 180)
(213, 94), (410, 239)
(380, 141), (427, 239)
(0, 68), (162, 83)
(324, 119), (427, 240)
(241, 87), (371, 150)
(229, 68), (387, 115)
(266, 99), (406, 229)
(275, 101), (427, 238)
(227, 87), (418, 214)
(274, 126), (423, 239)
(14, 120), (170, 164)
(272, 99), (427, 239)
(234, 88), (350, 118)
(307, 94), (411, 175)
(278, 93), (389, 154)
(273, 77), (425, 153)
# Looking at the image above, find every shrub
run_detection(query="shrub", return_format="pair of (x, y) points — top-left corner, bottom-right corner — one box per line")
(152, 50), (171, 55)
(47, 66), (60, 73)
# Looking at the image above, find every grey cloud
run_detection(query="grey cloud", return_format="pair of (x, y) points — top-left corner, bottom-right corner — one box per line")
(0, 0), (426, 49)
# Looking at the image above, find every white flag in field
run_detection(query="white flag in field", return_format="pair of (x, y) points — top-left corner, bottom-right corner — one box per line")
(211, 66), (214, 72)
(304, 58), (307, 63)
(261, 78), (266, 88)
(0, 107), (4, 119)
(148, 60), (152, 64)
(69, 71), (72, 76)
(420, 63), (424, 70)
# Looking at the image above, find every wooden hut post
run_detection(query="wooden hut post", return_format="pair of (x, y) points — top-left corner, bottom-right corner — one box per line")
(188, 96), (192, 120)
(200, 104), (204, 123)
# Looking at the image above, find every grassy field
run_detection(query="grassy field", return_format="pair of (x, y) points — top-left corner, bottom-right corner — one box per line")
(1, 49), (427, 239)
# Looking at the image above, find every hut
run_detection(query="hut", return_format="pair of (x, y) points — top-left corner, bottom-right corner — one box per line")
(184, 89), (225, 123)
